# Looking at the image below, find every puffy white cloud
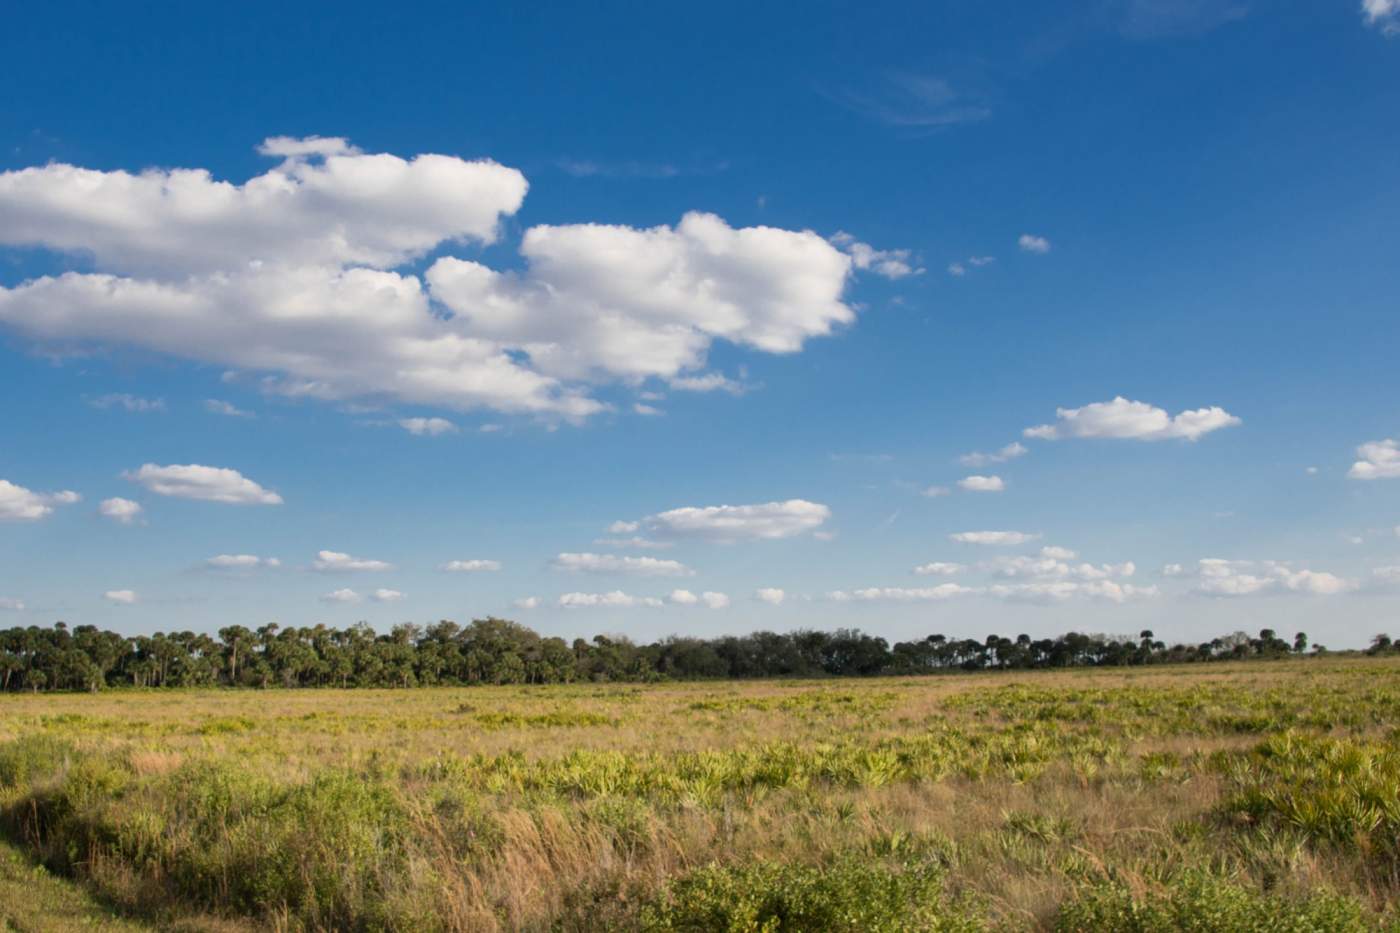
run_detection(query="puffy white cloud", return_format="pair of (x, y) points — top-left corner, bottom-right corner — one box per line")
(205, 399), (254, 418)
(0, 479), (81, 521)
(371, 588), (405, 602)
(441, 559), (502, 572)
(828, 584), (976, 602)
(667, 589), (728, 608)
(124, 463), (282, 505)
(958, 474), (1005, 492)
(1363, 0), (1399, 34)
(1025, 397), (1240, 442)
(950, 530), (1039, 546)
(312, 550), (393, 572)
(550, 552), (694, 577)
(103, 589), (137, 604)
(829, 232), (921, 279)
(618, 499), (830, 543)
(513, 596), (541, 610)
(701, 591), (730, 609)
(1188, 558), (1355, 597)
(98, 497), (144, 524)
(400, 416), (458, 436)
(89, 393), (165, 412)
(0, 140), (862, 421)
(1349, 439), (1400, 480)
(1018, 233), (1051, 254)
(755, 587), (786, 605)
(557, 591), (664, 609)
(913, 562), (964, 576)
(205, 554), (280, 570)
(320, 588), (362, 603)
(959, 442), (1026, 468)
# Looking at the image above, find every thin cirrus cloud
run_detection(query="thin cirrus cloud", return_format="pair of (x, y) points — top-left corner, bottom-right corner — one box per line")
(826, 72), (992, 130)
(959, 442), (1026, 468)
(87, 393), (166, 412)
(103, 589), (138, 604)
(0, 479), (80, 521)
(400, 417), (458, 436)
(312, 550), (394, 572)
(205, 399), (254, 418)
(950, 530), (1040, 546)
(1348, 439), (1400, 480)
(550, 552), (694, 577)
(611, 499), (831, 543)
(123, 463), (283, 505)
(913, 562), (963, 576)
(98, 497), (143, 524)
(440, 559), (502, 572)
(0, 136), (876, 422)
(1024, 397), (1240, 442)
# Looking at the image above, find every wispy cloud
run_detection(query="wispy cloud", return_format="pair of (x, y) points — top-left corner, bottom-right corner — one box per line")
(825, 71), (991, 130)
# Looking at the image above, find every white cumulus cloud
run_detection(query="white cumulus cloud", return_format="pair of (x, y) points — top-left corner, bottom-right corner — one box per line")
(829, 231), (921, 279)
(104, 589), (137, 605)
(557, 590), (664, 609)
(959, 442), (1026, 468)
(958, 474), (1005, 492)
(1363, 0), (1399, 34)
(371, 588), (405, 602)
(313, 550), (393, 572)
(1018, 233), (1051, 254)
(441, 559), (502, 572)
(1349, 439), (1400, 480)
(1187, 558), (1355, 597)
(124, 463), (282, 505)
(204, 554), (280, 570)
(0, 479), (81, 521)
(320, 588), (363, 603)
(98, 497), (143, 524)
(913, 562), (964, 576)
(754, 587), (786, 605)
(1025, 397), (1240, 442)
(617, 499), (830, 543)
(550, 552), (694, 577)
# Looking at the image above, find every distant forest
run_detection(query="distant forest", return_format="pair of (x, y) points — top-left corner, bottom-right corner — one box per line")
(0, 620), (1393, 692)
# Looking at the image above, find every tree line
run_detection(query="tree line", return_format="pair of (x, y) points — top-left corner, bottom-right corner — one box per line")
(0, 619), (1384, 692)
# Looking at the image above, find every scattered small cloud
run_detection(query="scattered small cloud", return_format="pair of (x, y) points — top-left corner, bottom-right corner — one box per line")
(513, 596), (540, 610)
(922, 485), (952, 498)
(826, 71), (992, 130)
(830, 232), (923, 279)
(88, 393), (166, 413)
(958, 474), (1005, 493)
(0, 479), (81, 522)
(913, 562), (964, 576)
(950, 530), (1040, 546)
(312, 550), (393, 572)
(104, 589), (138, 605)
(441, 559), (502, 572)
(400, 416), (458, 436)
(959, 442), (1026, 468)
(613, 500), (830, 543)
(371, 588), (404, 602)
(1364, 0), (1400, 35)
(205, 399), (254, 418)
(755, 587), (786, 605)
(557, 591), (664, 609)
(205, 554), (281, 571)
(633, 403), (663, 416)
(98, 497), (143, 524)
(0, 597), (24, 611)
(320, 588), (362, 603)
(1018, 234), (1051, 254)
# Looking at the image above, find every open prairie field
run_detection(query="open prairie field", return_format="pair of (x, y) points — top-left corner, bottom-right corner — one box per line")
(1, 658), (1398, 931)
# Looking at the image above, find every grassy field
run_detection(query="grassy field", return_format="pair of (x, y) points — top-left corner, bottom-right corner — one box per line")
(0, 658), (1397, 931)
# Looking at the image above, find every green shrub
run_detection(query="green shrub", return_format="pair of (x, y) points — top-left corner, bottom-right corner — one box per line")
(1055, 872), (1376, 932)
(640, 855), (980, 932)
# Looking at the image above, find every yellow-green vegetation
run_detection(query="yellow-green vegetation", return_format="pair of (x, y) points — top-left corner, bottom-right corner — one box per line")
(1, 659), (1398, 931)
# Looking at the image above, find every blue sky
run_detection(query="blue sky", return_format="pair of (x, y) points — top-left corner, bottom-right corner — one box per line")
(2, 0), (1399, 647)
